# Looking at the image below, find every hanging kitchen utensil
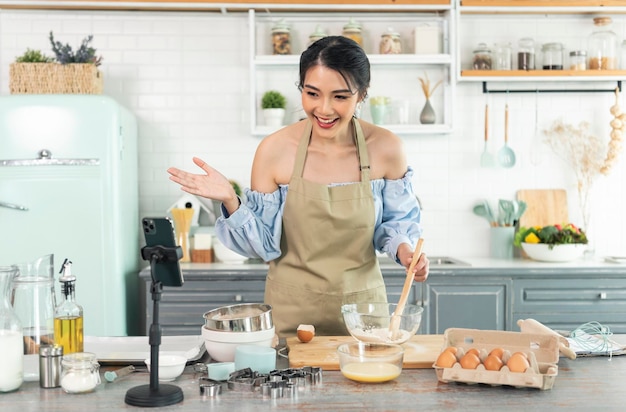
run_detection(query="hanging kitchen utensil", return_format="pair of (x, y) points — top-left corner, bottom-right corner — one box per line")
(498, 103), (516, 168)
(480, 99), (495, 167)
(389, 238), (424, 340)
(529, 91), (543, 166)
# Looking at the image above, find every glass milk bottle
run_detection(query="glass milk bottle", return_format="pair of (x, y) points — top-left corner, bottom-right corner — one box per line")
(0, 266), (23, 392)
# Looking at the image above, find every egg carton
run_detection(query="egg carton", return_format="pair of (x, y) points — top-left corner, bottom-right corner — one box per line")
(433, 328), (560, 390)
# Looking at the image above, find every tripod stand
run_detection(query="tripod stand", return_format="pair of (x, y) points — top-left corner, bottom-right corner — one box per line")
(125, 244), (184, 407)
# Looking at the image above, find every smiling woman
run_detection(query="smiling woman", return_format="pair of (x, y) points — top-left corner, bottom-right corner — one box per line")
(167, 35), (426, 339)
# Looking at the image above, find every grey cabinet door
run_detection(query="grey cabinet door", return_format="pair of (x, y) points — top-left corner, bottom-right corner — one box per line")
(423, 279), (512, 334)
(513, 278), (626, 333)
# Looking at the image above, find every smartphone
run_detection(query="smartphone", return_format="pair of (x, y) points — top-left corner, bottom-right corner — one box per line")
(141, 217), (184, 287)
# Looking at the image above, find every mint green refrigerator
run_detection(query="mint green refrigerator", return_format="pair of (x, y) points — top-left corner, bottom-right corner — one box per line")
(0, 95), (139, 336)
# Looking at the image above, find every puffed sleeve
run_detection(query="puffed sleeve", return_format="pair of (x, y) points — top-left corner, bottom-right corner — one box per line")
(373, 167), (423, 262)
(214, 186), (288, 262)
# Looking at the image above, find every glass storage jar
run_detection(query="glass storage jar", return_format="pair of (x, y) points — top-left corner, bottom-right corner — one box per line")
(271, 19), (291, 55)
(60, 352), (101, 394)
(472, 43), (492, 70)
(342, 18), (363, 47)
(308, 25), (327, 47)
(493, 43), (512, 70)
(588, 16), (618, 70)
(569, 50), (587, 70)
(541, 43), (563, 70)
(518, 37), (535, 70)
(379, 27), (402, 54)
(620, 40), (626, 70)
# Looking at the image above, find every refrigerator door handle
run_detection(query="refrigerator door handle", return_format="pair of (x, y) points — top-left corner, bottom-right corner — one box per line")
(0, 201), (28, 211)
(0, 158), (99, 166)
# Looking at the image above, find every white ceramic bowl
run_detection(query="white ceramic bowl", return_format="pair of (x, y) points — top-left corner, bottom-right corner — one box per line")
(213, 239), (248, 263)
(521, 242), (586, 262)
(201, 326), (275, 362)
(144, 355), (187, 381)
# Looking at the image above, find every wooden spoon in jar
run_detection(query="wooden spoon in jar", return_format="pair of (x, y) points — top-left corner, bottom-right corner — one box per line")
(389, 238), (424, 340)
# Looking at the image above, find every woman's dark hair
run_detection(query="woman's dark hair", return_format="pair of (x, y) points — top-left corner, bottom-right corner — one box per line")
(298, 36), (370, 99)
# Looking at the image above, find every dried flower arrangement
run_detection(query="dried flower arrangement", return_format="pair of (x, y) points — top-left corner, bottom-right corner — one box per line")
(542, 87), (624, 234)
(49, 31), (102, 66)
(417, 72), (442, 100)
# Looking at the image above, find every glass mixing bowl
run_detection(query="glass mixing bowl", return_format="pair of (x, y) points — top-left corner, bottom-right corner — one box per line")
(341, 302), (423, 345)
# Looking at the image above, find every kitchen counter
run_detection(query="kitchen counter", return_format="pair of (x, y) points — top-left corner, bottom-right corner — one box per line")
(138, 257), (626, 336)
(168, 255), (626, 277)
(2, 351), (624, 411)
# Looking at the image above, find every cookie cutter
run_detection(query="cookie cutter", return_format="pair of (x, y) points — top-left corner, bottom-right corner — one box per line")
(227, 368), (268, 391)
(198, 377), (222, 397)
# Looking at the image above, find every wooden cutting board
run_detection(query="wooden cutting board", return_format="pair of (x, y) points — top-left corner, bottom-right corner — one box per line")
(287, 335), (444, 370)
(516, 189), (569, 228)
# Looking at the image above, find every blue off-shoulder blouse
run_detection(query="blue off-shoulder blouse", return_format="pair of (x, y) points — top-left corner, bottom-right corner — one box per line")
(214, 167), (422, 263)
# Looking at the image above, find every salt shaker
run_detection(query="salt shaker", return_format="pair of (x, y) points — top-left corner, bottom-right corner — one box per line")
(39, 344), (63, 388)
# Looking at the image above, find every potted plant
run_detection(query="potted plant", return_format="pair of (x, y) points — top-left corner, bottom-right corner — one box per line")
(514, 223), (588, 262)
(261, 90), (287, 128)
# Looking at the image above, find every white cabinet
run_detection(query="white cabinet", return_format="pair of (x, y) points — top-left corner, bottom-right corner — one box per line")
(248, 8), (456, 136)
(454, 0), (626, 92)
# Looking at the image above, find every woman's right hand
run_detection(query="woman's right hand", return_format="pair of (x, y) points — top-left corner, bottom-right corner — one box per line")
(167, 157), (240, 214)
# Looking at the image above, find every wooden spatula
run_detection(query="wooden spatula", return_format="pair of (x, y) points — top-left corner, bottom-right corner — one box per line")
(389, 238), (424, 340)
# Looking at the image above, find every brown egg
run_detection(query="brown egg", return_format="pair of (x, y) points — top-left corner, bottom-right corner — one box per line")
(459, 353), (481, 369)
(489, 347), (504, 359)
(296, 324), (315, 343)
(507, 352), (530, 373)
(443, 346), (458, 355)
(465, 348), (480, 357)
(435, 350), (457, 368)
(483, 354), (504, 371)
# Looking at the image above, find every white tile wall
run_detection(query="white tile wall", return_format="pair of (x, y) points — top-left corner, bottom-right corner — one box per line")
(1, 9), (625, 259)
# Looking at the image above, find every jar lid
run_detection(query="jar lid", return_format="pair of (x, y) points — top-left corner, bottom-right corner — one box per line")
(40, 344), (63, 357)
(62, 352), (98, 367)
(343, 18), (362, 31)
(309, 25), (327, 39)
(569, 50), (587, 56)
(271, 19), (290, 33)
(593, 16), (612, 26)
(473, 42), (491, 53)
(381, 27), (400, 38)
(541, 42), (563, 50)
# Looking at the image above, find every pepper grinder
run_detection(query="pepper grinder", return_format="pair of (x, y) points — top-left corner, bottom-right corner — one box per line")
(39, 344), (63, 388)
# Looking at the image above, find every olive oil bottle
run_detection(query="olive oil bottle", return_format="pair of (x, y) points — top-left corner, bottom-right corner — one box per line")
(54, 259), (83, 354)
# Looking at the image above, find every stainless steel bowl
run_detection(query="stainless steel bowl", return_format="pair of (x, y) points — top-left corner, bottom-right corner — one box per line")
(203, 303), (273, 332)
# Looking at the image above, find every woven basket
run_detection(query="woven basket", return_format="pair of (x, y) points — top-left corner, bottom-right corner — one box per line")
(9, 63), (103, 94)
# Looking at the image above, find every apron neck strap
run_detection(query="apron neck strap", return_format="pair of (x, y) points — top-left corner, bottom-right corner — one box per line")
(292, 118), (370, 181)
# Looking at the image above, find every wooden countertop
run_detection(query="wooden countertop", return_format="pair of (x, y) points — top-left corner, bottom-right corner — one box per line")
(2, 354), (624, 411)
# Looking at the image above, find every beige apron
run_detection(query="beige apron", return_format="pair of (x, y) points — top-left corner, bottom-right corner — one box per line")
(265, 118), (387, 337)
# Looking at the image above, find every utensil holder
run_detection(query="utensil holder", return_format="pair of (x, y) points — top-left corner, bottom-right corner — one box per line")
(490, 227), (514, 259)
